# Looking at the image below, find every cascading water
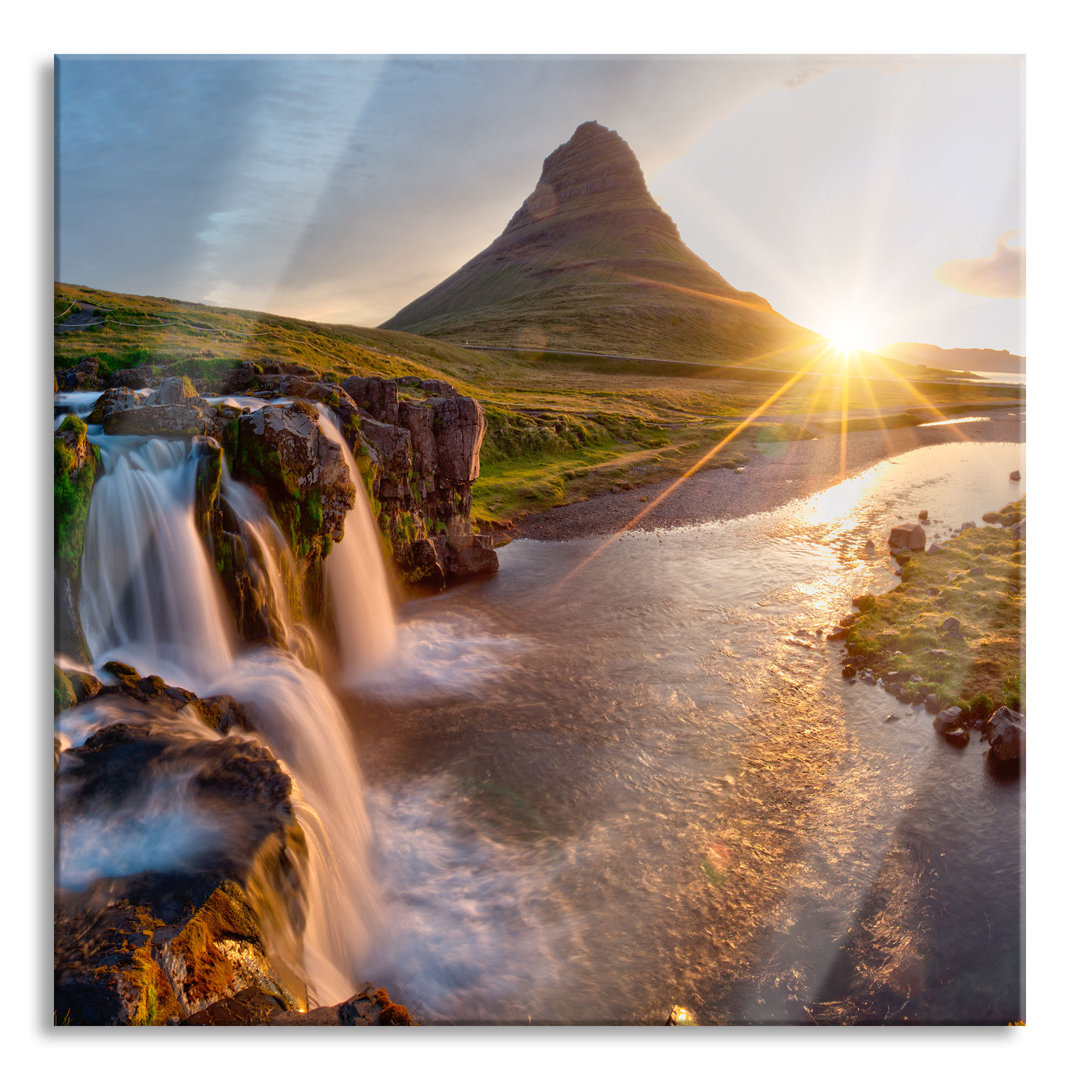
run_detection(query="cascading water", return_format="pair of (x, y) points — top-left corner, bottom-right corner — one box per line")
(62, 413), (402, 1008)
(314, 407), (398, 679)
(80, 437), (235, 689)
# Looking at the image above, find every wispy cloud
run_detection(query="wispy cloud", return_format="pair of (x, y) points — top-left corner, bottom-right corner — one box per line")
(933, 231), (1025, 298)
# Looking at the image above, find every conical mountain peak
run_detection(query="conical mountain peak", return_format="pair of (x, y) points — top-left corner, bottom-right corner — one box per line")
(381, 123), (814, 363)
(501, 121), (671, 243)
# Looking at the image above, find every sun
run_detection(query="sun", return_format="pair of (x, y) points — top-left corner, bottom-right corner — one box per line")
(827, 321), (868, 359)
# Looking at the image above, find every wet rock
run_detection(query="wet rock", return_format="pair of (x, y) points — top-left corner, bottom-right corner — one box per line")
(107, 364), (155, 390)
(888, 523), (926, 551)
(56, 357), (105, 392)
(825, 625), (849, 641)
(405, 535), (448, 590)
(253, 372), (314, 398)
(986, 706), (1025, 764)
(942, 727), (970, 748)
(54, 715), (306, 1025)
(927, 542), (944, 554)
(55, 416), (102, 660)
(180, 985), (287, 1025)
(1009, 517), (1026, 540)
(960, 521), (975, 532)
(230, 401), (356, 611)
(148, 375), (199, 406)
(918, 509), (929, 520)
(841, 664), (857, 680)
(54, 666), (77, 715)
(924, 693), (941, 715)
(87, 387), (140, 425)
(447, 533), (500, 578)
(267, 983), (418, 1026)
(933, 705), (964, 734)
(1009, 469), (1021, 481)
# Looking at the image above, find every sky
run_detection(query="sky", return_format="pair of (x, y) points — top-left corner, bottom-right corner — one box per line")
(55, 53), (1024, 354)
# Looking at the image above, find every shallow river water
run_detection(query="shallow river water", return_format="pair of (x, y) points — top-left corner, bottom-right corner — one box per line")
(349, 440), (1025, 1024)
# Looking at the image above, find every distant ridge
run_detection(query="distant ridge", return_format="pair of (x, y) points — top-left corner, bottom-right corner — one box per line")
(877, 342), (1025, 375)
(381, 121), (818, 364)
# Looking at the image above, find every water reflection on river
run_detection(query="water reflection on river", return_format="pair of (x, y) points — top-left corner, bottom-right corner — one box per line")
(347, 441), (1025, 1025)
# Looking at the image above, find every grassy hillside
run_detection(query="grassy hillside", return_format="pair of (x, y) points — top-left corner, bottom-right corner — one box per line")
(55, 283), (1024, 529)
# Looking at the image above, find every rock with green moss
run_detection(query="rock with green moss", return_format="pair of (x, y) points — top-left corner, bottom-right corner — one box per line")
(229, 401), (355, 615)
(54, 666), (76, 715)
(54, 416), (102, 659)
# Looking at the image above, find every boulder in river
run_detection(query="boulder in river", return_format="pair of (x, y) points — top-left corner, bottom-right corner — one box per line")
(933, 705), (964, 735)
(888, 523), (926, 551)
(986, 706), (1025, 765)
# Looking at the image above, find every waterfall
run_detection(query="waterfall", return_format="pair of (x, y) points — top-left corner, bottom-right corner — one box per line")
(80, 438), (236, 690)
(313, 407), (398, 678)
(65, 421), (395, 1008)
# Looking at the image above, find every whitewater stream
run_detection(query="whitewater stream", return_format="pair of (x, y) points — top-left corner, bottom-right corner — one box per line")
(54, 397), (1024, 1024)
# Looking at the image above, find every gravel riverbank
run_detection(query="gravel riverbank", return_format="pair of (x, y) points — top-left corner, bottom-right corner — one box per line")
(516, 409), (1025, 541)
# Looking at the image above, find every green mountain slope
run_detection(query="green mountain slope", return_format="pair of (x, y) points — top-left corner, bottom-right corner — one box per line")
(381, 121), (819, 364)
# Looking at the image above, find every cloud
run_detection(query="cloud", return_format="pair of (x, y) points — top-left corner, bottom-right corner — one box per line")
(933, 231), (1025, 298)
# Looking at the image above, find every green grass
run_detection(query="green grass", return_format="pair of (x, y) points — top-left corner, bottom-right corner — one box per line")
(54, 282), (1024, 528)
(844, 498), (1025, 715)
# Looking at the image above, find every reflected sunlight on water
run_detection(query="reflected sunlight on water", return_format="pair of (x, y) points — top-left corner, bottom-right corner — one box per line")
(351, 440), (1023, 1024)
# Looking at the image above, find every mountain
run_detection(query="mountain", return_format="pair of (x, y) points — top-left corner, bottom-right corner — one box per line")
(381, 121), (818, 364)
(877, 342), (1025, 375)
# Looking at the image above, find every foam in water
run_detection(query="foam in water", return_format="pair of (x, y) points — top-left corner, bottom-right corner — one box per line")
(353, 610), (524, 703)
(56, 770), (232, 890)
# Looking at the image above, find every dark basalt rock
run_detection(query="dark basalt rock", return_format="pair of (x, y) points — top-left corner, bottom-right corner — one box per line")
(56, 356), (105, 392)
(986, 706), (1025, 764)
(107, 364), (154, 390)
(87, 387), (139, 425)
(54, 704), (307, 1025)
(183, 981), (418, 1026)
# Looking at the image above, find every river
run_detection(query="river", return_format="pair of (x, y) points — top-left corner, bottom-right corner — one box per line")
(348, 440), (1025, 1024)
(53, 398), (1024, 1024)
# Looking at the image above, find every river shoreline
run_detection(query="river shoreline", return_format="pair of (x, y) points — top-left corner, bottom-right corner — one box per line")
(514, 410), (1025, 541)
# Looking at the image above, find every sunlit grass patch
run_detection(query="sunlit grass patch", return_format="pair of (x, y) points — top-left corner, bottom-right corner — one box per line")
(844, 498), (1024, 714)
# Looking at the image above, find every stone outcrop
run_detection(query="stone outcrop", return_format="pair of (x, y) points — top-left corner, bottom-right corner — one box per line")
(102, 376), (244, 441)
(74, 369), (497, 637)
(226, 400), (356, 614)
(339, 374), (497, 586)
(53, 671), (305, 1025)
(986, 706), (1025, 765)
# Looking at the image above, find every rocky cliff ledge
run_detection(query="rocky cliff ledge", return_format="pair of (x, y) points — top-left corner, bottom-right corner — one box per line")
(67, 365), (498, 645)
